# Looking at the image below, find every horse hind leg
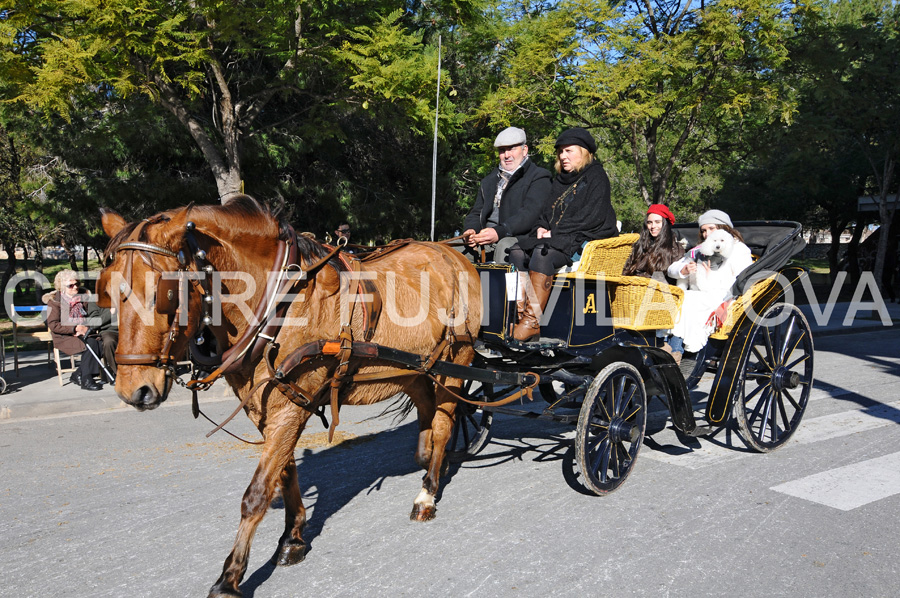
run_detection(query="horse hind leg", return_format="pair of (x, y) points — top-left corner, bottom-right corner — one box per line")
(409, 376), (462, 522)
(273, 455), (308, 566)
(411, 378), (437, 471)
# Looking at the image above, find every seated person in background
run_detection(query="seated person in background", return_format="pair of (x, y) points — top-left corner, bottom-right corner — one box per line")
(664, 209), (753, 362)
(45, 270), (114, 391)
(462, 126), (551, 263)
(509, 127), (618, 342)
(622, 203), (684, 279)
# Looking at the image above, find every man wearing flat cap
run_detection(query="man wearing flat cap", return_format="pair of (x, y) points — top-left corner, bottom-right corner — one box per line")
(461, 126), (552, 262)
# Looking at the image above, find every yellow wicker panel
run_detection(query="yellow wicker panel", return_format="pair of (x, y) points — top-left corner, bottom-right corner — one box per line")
(605, 275), (685, 330)
(709, 273), (779, 339)
(576, 233), (639, 276)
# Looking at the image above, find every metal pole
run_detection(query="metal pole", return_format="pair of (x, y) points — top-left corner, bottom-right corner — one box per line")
(431, 34), (442, 242)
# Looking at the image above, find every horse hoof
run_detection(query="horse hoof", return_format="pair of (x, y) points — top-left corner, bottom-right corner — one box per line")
(207, 586), (242, 598)
(273, 539), (307, 566)
(409, 504), (436, 522)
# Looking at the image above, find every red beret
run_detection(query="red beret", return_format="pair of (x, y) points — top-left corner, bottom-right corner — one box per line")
(647, 204), (675, 225)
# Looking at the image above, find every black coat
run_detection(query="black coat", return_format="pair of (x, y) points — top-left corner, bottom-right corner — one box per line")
(516, 161), (618, 258)
(463, 158), (552, 239)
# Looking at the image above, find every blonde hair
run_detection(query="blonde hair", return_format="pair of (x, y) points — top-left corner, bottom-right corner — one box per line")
(54, 269), (79, 292)
(554, 146), (594, 174)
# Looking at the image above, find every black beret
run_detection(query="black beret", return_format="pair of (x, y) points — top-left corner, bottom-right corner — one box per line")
(555, 127), (597, 154)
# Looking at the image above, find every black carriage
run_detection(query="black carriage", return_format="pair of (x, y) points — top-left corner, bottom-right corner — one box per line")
(444, 220), (813, 495)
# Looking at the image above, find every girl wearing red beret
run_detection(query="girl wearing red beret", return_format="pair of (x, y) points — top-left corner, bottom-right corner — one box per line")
(622, 204), (683, 278)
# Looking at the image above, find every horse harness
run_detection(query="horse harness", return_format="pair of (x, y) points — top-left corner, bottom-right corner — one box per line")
(110, 222), (513, 443)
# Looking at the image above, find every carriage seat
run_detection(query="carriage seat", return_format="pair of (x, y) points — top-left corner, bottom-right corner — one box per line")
(554, 233), (640, 276)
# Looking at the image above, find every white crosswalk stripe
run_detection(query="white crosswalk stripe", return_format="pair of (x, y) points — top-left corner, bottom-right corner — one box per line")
(771, 451), (900, 511)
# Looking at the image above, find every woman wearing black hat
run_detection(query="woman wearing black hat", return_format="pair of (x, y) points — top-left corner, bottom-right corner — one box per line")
(509, 127), (618, 342)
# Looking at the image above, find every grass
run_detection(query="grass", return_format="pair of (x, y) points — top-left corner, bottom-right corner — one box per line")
(791, 256), (831, 275)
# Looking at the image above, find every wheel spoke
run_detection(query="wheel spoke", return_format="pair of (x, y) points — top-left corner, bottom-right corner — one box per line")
(616, 382), (637, 417)
(593, 437), (611, 483)
(768, 391), (780, 443)
(609, 439), (620, 479)
(745, 371), (773, 381)
(744, 382), (766, 402)
(782, 388), (800, 411)
(596, 382), (613, 421)
(777, 390), (792, 432)
(613, 376), (626, 416)
(758, 387), (774, 442)
(785, 352), (810, 371)
(778, 314), (797, 364)
(746, 384), (769, 425)
(763, 326), (776, 365)
(751, 346), (773, 372)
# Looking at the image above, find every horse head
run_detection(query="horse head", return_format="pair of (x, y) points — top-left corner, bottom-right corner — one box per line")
(98, 195), (315, 410)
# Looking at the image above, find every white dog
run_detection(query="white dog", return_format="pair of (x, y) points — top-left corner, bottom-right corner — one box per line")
(677, 229), (736, 292)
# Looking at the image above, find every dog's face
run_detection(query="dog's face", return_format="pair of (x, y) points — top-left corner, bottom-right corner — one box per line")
(700, 228), (734, 259)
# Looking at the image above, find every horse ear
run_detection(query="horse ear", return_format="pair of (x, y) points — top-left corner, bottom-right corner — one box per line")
(101, 209), (128, 238)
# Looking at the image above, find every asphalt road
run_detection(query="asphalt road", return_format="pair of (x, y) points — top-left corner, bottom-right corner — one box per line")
(2, 328), (899, 598)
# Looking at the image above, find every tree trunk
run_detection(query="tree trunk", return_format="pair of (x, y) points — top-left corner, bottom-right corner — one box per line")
(1, 239), (17, 303)
(61, 238), (78, 270)
(827, 219), (846, 284)
(846, 214), (868, 286)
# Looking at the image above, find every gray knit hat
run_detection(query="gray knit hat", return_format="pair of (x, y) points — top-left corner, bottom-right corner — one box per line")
(494, 127), (527, 147)
(698, 209), (733, 228)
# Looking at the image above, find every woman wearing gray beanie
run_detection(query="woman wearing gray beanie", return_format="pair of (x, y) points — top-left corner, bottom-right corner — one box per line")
(663, 209), (753, 361)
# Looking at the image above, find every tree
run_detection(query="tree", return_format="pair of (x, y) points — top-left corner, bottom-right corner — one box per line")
(0, 0), (477, 204)
(748, 0), (900, 284)
(475, 0), (797, 214)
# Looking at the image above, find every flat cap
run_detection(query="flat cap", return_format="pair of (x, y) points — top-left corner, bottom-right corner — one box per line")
(555, 127), (597, 154)
(494, 127), (527, 147)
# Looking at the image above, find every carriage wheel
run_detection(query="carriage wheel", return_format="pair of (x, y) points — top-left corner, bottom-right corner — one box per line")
(733, 303), (814, 452)
(0, 376), (6, 395)
(446, 381), (493, 463)
(575, 362), (647, 495)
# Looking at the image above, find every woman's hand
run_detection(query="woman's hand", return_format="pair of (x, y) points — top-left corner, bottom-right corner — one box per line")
(680, 261), (697, 276)
(537, 227), (551, 239)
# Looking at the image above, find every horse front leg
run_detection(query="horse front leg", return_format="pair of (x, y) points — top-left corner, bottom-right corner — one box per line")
(208, 418), (304, 598)
(409, 378), (460, 522)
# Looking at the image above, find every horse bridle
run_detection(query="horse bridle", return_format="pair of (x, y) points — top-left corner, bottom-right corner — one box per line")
(110, 219), (345, 386)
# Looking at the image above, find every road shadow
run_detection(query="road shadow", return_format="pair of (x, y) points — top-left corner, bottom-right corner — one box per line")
(240, 410), (578, 596)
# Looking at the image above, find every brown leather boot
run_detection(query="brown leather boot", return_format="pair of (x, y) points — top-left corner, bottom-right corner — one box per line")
(515, 271), (530, 322)
(661, 341), (682, 365)
(513, 271), (552, 342)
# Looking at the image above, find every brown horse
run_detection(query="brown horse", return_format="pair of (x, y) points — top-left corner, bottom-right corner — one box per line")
(98, 196), (481, 597)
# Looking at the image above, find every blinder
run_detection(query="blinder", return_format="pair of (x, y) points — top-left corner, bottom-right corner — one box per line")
(156, 276), (181, 315)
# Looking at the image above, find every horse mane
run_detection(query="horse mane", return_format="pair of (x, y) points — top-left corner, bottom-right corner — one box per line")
(102, 196), (342, 271)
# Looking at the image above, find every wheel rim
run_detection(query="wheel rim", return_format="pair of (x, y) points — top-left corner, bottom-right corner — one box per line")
(446, 381), (493, 463)
(576, 363), (647, 495)
(734, 303), (814, 451)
